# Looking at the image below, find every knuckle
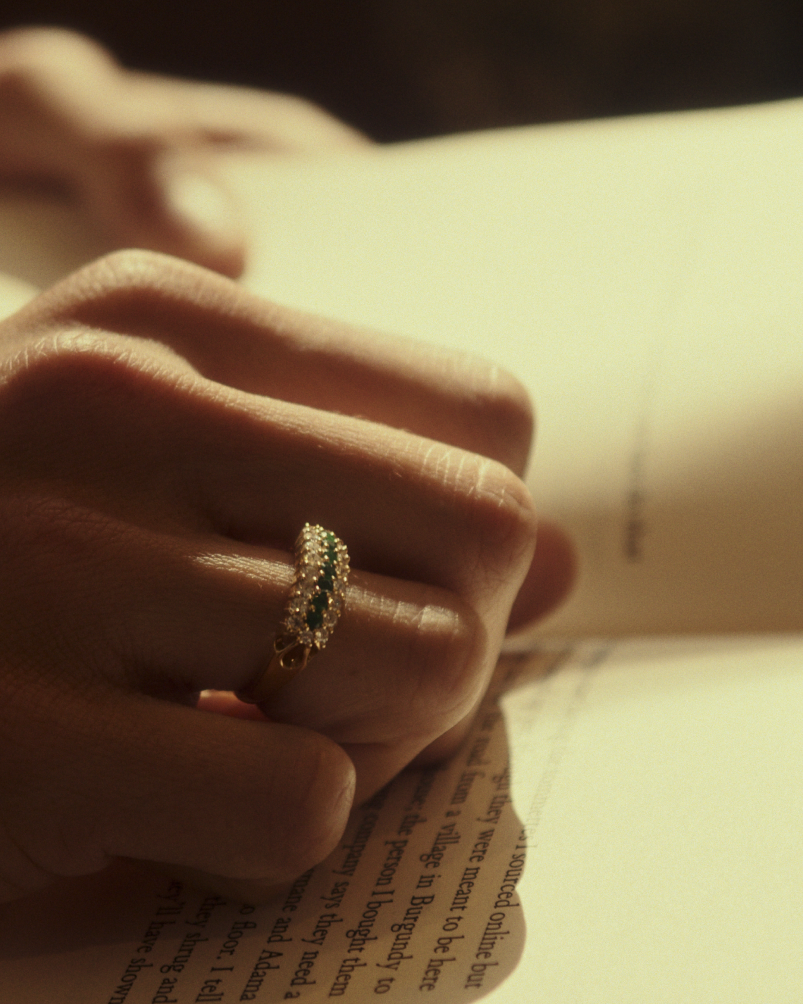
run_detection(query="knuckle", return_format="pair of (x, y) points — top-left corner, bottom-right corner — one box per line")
(261, 732), (354, 880)
(440, 448), (538, 576)
(0, 325), (196, 495)
(1, 326), (155, 423)
(0, 26), (108, 61)
(31, 249), (232, 336)
(0, 332), (114, 440)
(5, 249), (192, 332)
(0, 30), (116, 115)
(460, 358), (535, 471)
(412, 718), (476, 769)
(400, 591), (484, 736)
(0, 26), (106, 74)
(67, 248), (196, 308)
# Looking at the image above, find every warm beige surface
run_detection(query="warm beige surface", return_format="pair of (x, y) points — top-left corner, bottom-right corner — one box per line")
(2, 637), (802, 1002)
(3, 99), (802, 636)
(1, 102), (802, 1002)
(0, 272), (37, 320)
(489, 636), (803, 1002)
(230, 99), (803, 636)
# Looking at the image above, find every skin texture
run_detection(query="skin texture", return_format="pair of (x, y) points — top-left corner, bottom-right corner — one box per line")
(0, 27), (368, 277)
(0, 251), (575, 903)
(0, 27), (576, 903)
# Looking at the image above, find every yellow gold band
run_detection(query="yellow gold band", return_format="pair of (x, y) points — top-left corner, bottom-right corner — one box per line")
(236, 524), (349, 704)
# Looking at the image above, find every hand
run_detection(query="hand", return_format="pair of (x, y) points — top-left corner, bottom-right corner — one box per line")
(0, 250), (574, 902)
(0, 27), (368, 278)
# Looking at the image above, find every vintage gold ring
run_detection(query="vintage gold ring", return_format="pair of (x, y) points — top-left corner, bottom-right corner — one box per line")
(236, 524), (349, 704)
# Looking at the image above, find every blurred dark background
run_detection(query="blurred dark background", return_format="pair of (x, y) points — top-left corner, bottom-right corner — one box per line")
(2, 0), (802, 140)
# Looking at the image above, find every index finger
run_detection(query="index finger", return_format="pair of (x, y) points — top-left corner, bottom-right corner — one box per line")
(21, 251), (534, 474)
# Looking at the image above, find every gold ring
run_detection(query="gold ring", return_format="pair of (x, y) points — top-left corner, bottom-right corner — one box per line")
(236, 524), (349, 704)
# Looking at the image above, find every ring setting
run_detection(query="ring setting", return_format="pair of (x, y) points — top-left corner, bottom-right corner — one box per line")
(237, 524), (349, 704)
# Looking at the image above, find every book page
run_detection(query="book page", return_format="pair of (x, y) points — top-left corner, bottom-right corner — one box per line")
(3, 636), (803, 1002)
(1, 101), (802, 634)
(2, 88), (803, 1004)
(225, 100), (803, 636)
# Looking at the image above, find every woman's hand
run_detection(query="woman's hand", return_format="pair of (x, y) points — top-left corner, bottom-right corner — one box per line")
(0, 250), (574, 902)
(0, 27), (368, 277)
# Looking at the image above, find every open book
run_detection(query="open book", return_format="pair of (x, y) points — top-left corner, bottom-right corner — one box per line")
(1, 98), (802, 1002)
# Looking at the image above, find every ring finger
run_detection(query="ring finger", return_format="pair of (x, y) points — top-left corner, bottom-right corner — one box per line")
(7, 508), (483, 755)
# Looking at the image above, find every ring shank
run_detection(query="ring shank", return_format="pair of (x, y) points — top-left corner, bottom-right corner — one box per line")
(235, 524), (349, 705)
(236, 643), (311, 704)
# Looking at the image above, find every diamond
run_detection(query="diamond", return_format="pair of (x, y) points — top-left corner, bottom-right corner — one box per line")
(279, 524), (349, 650)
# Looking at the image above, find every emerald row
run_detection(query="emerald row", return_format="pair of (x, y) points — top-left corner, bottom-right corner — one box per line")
(281, 524), (349, 651)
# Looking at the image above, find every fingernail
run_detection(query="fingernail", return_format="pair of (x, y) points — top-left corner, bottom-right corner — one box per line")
(163, 171), (246, 275)
(164, 172), (241, 241)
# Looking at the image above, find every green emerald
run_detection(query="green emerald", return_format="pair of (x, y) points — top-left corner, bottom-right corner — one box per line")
(306, 592), (329, 630)
(318, 574), (334, 592)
